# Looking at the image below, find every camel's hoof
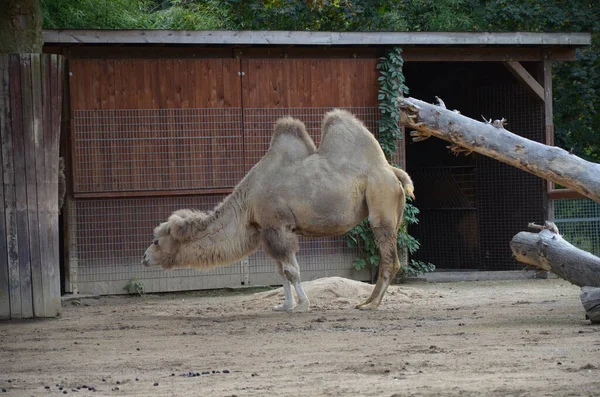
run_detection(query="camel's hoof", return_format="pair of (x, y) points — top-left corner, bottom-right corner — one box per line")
(289, 300), (310, 313)
(356, 301), (380, 310)
(272, 303), (294, 312)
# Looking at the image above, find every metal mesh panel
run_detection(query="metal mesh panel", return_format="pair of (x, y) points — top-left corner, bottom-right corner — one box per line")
(472, 84), (546, 270)
(68, 106), (397, 294)
(72, 108), (244, 193)
(406, 62), (546, 271)
(67, 195), (243, 294)
(550, 198), (600, 256)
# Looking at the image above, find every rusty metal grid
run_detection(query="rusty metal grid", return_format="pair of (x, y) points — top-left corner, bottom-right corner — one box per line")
(550, 198), (600, 256)
(71, 108), (244, 193)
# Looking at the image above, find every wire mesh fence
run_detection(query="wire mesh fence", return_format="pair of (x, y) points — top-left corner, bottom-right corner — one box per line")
(67, 106), (387, 294)
(72, 108), (245, 192)
(550, 198), (600, 256)
(407, 69), (546, 271)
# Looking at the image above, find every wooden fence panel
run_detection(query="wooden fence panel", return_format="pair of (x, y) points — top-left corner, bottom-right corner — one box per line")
(0, 54), (64, 319)
(68, 59), (244, 194)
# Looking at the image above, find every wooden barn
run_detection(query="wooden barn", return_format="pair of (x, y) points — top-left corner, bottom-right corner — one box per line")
(41, 30), (590, 295)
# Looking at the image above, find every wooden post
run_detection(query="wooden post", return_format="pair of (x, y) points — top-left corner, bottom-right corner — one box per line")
(0, 54), (64, 319)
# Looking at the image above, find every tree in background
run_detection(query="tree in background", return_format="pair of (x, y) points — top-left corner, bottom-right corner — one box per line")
(1, 0), (43, 53)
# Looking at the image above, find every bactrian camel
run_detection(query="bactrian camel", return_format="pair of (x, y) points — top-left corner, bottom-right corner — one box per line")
(142, 109), (415, 312)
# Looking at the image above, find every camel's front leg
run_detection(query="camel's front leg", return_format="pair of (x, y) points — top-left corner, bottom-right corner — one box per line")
(262, 228), (309, 312)
(273, 261), (295, 312)
(284, 254), (310, 312)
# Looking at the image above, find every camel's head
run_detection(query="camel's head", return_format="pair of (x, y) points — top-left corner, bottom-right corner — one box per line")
(141, 221), (180, 269)
(142, 209), (213, 269)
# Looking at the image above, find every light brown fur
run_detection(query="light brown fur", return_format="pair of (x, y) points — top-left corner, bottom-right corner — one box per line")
(143, 110), (414, 311)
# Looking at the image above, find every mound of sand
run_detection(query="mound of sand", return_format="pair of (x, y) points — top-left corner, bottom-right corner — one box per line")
(251, 276), (427, 310)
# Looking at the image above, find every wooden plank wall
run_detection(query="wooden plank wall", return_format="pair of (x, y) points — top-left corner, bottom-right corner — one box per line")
(68, 59), (243, 194)
(0, 54), (64, 319)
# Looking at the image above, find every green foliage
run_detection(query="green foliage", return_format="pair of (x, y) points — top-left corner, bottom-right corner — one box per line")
(345, 48), (434, 280)
(124, 278), (145, 296)
(41, 0), (151, 29)
(377, 47), (408, 160)
(41, 0), (229, 30)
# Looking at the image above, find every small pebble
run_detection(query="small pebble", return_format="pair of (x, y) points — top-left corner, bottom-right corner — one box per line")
(195, 372), (200, 377)
(223, 370), (231, 374)
(112, 387), (119, 391)
(1, 389), (6, 393)
(45, 386), (50, 389)
(135, 378), (139, 381)
(63, 391), (68, 395)
(59, 387), (64, 391)
(170, 373), (175, 377)
(202, 371), (210, 375)
(136, 348), (140, 351)
(153, 382), (159, 387)
(115, 381), (121, 385)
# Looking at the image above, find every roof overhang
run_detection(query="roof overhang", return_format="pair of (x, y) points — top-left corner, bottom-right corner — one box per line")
(43, 29), (591, 47)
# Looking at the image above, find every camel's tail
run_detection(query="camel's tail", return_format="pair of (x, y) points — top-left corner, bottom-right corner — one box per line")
(391, 166), (415, 200)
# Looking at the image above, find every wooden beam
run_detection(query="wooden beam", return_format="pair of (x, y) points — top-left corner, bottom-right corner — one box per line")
(42, 29), (592, 47)
(73, 188), (234, 199)
(548, 189), (585, 200)
(544, 53), (556, 196)
(503, 61), (545, 101)
(404, 47), (576, 62)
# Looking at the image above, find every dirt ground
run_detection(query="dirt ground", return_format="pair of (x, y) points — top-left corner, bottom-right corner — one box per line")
(1, 277), (599, 397)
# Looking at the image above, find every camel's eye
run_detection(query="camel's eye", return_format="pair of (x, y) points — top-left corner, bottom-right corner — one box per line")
(153, 239), (159, 246)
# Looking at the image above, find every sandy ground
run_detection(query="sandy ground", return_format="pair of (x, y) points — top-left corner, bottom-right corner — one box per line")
(1, 277), (599, 397)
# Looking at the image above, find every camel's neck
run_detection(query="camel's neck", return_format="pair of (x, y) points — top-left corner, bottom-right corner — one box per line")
(176, 188), (260, 269)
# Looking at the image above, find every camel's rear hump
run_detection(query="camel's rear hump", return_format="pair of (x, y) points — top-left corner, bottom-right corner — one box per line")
(318, 109), (387, 165)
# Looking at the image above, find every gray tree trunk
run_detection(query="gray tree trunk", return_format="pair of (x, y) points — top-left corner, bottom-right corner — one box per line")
(0, 0), (43, 54)
(399, 97), (600, 203)
(580, 287), (600, 324)
(510, 222), (600, 323)
(510, 222), (600, 287)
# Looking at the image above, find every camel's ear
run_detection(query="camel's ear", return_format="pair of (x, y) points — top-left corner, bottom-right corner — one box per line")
(153, 222), (170, 238)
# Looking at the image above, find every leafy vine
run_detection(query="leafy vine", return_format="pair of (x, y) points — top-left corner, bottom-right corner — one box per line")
(345, 47), (434, 279)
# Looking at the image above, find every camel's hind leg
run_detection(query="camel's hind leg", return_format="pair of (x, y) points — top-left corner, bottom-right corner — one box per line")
(356, 175), (405, 310)
(261, 227), (310, 312)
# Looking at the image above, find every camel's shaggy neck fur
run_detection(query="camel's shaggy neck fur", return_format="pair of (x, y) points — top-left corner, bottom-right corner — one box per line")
(163, 183), (260, 269)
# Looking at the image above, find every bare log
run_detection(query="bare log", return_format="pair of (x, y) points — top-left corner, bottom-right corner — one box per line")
(399, 97), (600, 203)
(510, 222), (600, 288)
(580, 287), (600, 324)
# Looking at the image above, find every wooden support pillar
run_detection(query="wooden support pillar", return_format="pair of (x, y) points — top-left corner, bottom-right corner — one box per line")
(0, 54), (64, 319)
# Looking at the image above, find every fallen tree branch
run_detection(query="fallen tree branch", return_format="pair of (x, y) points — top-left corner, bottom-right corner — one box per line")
(580, 287), (600, 324)
(510, 222), (600, 288)
(399, 97), (600, 203)
(510, 222), (600, 324)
